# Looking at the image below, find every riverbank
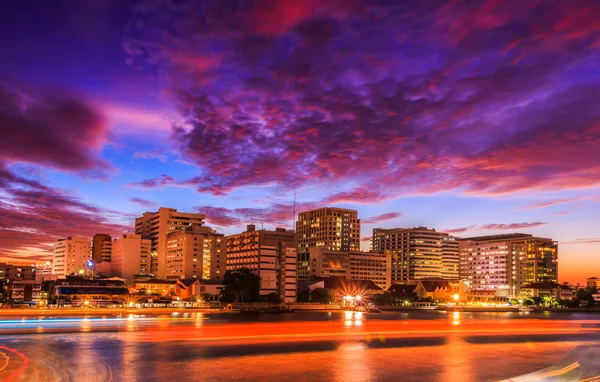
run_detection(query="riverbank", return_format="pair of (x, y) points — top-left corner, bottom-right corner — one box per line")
(0, 307), (232, 317)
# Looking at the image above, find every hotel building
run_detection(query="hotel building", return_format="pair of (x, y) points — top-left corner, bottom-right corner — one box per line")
(165, 226), (226, 281)
(372, 227), (458, 283)
(296, 207), (360, 278)
(135, 207), (206, 279)
(459, 233), (558, 297)
(226, 225), (298, 303)
(52, 236), (91, 276)
(111, 234), (152, 284)
(308, 247), (392, 290)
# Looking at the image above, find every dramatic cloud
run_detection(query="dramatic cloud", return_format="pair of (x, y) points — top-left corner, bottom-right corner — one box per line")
(123, 0), (600, 201)
(0, 84), (108, 173)
(362, 212), (403, 225)
(480, 222), (548, 230)
(0, 165), (130, 260)
(129, 197), (157, 208)
(129, 174), (176, 189)
(197, 203), (300, 229)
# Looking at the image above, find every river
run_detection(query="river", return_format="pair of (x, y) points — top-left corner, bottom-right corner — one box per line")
(1, 310), (600, 381)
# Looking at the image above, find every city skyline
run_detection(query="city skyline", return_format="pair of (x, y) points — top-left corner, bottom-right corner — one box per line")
(1, 0), (599, 285)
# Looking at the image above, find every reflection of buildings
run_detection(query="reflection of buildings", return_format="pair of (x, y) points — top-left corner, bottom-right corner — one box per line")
(226, 225), (298, 302)
(308, 247), (392, 290)
(459, 234), (558, 298)
(165, 226), (225, 281)
(296, 207), (361, 279)
(372, 227), (459, 283)
(52, 236), (91, 276)
(111, 234), (152, 285)
(135, 207), (207, 279)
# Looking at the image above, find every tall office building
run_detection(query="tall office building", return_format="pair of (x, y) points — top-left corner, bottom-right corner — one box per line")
(226, 225), (298, 303)
(52, 236), (91, 276)
(165, 226), (226, 281)
(441, 234), (460, 279)
(459, 233), (558, 298)
(372, 227), (458, 283)
(296, 207), (360, 278)
(111, 234), (152, 284)
(308, 247), (392, 290)
(135, 207), (206, 279)
(92, 234), (112, 263)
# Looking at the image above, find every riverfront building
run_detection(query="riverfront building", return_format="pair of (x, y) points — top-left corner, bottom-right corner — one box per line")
(226, 225), (298, 303)
(111, 234), (152, 284)
(52, 236), (91, 276)
(92, 234), (112, 263)
(296, 207), (361, 278)
(459, 233), (558, 298)
(135, 207), (206, 279)
(372, 227), (459, 283)
(308, 247), (392, 290)
(165, 226), (226, 281)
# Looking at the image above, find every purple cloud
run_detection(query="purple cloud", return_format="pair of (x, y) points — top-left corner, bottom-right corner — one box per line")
(129, 174), (176, 190)
(363, 212), (403, 225)
(480, 222), (549, 230)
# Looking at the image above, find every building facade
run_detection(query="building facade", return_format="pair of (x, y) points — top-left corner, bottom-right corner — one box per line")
(372, 227), (458, 283)
(459, 234), (558, 298)
(164, 226), (225, 281)
(308, 247), (392, 290)
(111, 234), (152, 285)
(92, 234), (112, 263)
(0, 263), (36, 283)
(52, 236), (91, 276)
(135, 207), (207, 279)
(226, 225), (298, 303)
(296, 207), (361, 278)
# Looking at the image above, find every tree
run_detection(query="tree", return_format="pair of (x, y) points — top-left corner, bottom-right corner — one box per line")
(296, 289), (311, 302)
(265, 292), (281, 304)
(576, 288), (595, 307)
(371, 292), (393, 306)
(220, 268), (261, 303)
(310, 288), (333, 304)
(509, 298), (520, 306)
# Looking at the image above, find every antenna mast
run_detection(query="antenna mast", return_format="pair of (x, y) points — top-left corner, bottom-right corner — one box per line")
(292, 191), (296, 231)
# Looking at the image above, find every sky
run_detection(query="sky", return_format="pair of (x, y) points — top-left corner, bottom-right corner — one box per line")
(0, 0), (599, 283)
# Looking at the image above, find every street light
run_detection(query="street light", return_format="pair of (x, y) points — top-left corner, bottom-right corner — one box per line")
(453, 294), (459, 301)
(355, 295), (362, 301)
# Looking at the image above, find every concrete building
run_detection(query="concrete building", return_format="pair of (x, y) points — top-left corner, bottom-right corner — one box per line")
(135, 207), (206, 279)
(372, 227), (458, 283)
(135, 279), (177, 296)
(9, 280), (43, 304)
(54, 278), (129, 307)
(459, 233), (558, 298)
(165, 226), (225, 281)
(0, 263), (36, 282)
(441, 235), (460, 279)
(308, 247), (392, 290)
(52, 236), (91, 276)
(296, 207), (360, 279)
(111, 234), (152, 285)
(92, 234), (112, 263)
(227, 225), (298, 303)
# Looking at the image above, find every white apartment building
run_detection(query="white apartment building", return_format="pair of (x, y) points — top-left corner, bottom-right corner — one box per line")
(227, 225), (298, 303)
(135, 207), (206, 278)
(52, 236), (91, 276)
(165, 226), (225, 281)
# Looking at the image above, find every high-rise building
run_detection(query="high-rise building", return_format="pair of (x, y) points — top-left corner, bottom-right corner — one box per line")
(226, 225), (298, 303)
(459, 233), (558, 298)
(372, 227), (448, 283)
(441, 234), (460, 279)
(92, 234), (112, 263)
(52, 236), (91, 276)
(308, 247), (392, 290)
(164, 226), (226, 281)
(111, 234), (152, 284)
(135, 207), (206, 279)
(296, 207), (360, 278)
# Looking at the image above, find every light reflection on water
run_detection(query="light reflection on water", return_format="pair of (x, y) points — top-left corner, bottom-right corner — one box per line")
(2, 311), (600, 381)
